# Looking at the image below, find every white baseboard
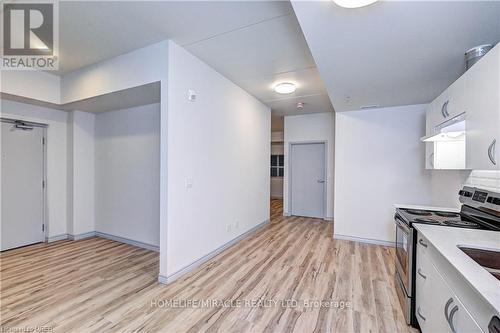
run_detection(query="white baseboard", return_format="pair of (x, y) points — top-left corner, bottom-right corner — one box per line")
(69, 231), (96, 241)
(95, 232), (159, 252)
(158, 219), (269, 285)
(282, 213), (333, 221)
(48, 231), (157, 251)
(334, 233), (395, 247)
(47, 234), (69, 242)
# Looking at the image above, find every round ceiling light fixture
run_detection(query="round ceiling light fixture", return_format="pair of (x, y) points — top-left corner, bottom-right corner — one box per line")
(274, 82), (296, 94)
(332, 0), (378, 9)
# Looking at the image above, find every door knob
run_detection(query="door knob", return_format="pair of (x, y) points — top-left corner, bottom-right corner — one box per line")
(317, 180), (325, 183)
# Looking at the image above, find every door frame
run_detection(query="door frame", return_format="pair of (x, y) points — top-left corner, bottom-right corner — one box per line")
(288, 140), (328, 219)
(1, 117), (48, 244)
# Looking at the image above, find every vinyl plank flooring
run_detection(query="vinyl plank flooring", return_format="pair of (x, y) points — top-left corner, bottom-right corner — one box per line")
(0, 199), (416, 333)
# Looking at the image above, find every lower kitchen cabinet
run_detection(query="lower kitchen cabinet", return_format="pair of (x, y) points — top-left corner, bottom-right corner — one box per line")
(415, 234), (482, 333)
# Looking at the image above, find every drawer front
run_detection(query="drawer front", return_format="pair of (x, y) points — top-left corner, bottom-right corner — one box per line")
(415, 236), (483, 333)
(416, 234), (429, 256)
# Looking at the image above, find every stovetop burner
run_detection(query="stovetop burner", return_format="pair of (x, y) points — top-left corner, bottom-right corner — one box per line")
(404, 209), (432, 216)
(414, 218), (441, 225)
(397, 207), (486, 230)
(435, 211), (461, 218)
(443, 220), (481, 228)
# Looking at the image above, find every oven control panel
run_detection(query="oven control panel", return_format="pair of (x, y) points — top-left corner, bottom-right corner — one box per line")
(459, 186), (500, 212)
(472, 190), (488, 203)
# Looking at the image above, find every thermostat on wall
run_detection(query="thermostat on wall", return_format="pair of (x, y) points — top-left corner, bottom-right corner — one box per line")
(188, 89), (196, 102)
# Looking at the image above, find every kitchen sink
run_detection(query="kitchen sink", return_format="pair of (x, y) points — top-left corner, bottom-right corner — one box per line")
(459, 246), (500, 281)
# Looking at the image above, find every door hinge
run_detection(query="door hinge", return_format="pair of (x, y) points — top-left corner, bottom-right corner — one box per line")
(42, 180), (45, 188)
(42, 137), (46, 145)
(42, 224), (45, 232)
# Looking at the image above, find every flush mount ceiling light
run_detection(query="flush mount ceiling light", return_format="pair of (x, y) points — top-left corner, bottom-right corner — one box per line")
(332, 0), (378, 8)
(274, 82), (296, 94)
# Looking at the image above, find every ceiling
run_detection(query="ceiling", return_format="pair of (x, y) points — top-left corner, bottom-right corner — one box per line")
(291, 0), (500, 112)
(56, 1), (333, 116)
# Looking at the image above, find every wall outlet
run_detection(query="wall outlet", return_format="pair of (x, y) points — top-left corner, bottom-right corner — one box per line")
(226, 224), (232, 232)
(185, 177), (193, 189)
(234, 220), (239, 229)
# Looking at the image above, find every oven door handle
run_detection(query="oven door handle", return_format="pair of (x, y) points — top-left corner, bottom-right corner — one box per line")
(395, 215), (411, 234)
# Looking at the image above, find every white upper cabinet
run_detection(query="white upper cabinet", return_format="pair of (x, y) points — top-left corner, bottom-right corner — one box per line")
(424, 43), (500, 170)
(425, 104), (435, 169)
(465, 44), (500, 170)
(446, 75), (467, 120)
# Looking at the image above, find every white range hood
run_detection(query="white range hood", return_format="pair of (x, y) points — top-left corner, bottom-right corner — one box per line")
(422, 113), (467, 170)
(421, 114), (466, 142)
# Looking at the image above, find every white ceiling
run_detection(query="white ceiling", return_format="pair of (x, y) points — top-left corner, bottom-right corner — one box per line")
(56, 1), (333, 116)
(291, 0), (500, 112)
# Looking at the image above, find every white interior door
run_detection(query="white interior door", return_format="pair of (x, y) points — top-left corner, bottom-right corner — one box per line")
(290, 143), (325, 218)
(1, 121), (45, 251)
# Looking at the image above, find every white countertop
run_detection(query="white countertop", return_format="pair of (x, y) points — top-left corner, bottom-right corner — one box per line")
(394, 203), (460, 213)
(414, 224), (500, 313)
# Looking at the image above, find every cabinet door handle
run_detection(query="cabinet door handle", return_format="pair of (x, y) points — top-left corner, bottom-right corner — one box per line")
(417, 307), (426, 321)
(417, 268), (427, 279)
(419, 239), (428, 248)
(448, 305), (459, 333)
(429, 152), (434, 168)
(441, 100), (449, 118)
(444, 297), (454, 321)
(488, 139), (497, 165)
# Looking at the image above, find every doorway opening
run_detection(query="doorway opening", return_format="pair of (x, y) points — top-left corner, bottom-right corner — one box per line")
(270, 116), (284, 218)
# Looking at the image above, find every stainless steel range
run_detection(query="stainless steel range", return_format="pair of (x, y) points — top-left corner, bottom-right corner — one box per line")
(394, 186), (500, 327)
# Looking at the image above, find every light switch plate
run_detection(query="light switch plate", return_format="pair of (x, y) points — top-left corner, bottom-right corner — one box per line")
(188, 89), (196, 102)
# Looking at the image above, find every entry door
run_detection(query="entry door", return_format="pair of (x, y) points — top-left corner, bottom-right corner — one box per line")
(290, 143), (325, 218)
(1, 121), (45, 251)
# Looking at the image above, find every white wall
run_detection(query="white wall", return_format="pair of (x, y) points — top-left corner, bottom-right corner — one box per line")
(163, 41), (270, 279)
(67, 111), (96, 236)
(1, 99), (68, 238)
(284, 112), (335, 219)
(429, 170), (470, 208)
(1, 71), (60, 104)
(334, 105), (433, 244)
(95, 104), (160, 246)
(61, 41), (168, 104)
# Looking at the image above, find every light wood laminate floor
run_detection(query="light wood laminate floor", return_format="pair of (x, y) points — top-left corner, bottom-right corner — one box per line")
(1, 199), (415, 333)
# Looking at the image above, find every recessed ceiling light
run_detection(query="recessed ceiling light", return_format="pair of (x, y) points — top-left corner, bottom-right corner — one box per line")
(274, 82), (296, 94)
(333, 0), (378, 9)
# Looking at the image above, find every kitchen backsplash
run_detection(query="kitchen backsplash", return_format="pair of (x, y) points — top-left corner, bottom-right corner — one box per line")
(465, 170), (500, 192)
